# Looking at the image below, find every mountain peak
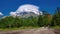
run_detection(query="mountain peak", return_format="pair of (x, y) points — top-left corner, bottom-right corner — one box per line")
(10, 4), (43, 17)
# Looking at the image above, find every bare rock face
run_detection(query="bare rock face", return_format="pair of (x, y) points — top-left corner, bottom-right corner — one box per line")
(16, 12), (38, 18)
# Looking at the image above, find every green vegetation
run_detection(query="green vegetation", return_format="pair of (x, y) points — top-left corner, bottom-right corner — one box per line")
(0, 16), (38, 28)
(0, 7), (60, 29)
(0, 26), (39, 31)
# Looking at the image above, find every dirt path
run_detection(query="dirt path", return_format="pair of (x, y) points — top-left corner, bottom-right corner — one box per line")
(0, 27), (58, 34)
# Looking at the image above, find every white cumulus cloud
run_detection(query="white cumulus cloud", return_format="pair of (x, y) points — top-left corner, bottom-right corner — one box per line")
(0, 12), (3, 16)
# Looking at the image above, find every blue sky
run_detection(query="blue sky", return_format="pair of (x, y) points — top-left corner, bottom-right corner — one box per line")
(0, 0), (60, 16)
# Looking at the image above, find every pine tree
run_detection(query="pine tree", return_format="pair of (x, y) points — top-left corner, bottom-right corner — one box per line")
(52, 7), (60, 26)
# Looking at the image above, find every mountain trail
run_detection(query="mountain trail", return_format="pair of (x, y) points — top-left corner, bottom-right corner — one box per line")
(0, 27), (59, 34)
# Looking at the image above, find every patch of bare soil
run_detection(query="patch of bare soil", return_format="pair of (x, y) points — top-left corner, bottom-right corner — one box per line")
(0, 27), (60, 34)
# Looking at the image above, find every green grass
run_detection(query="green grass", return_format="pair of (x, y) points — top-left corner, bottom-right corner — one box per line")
(0, 26), (39, 31)
(51, 26), (60, 29)
(1, 26), (60, 31)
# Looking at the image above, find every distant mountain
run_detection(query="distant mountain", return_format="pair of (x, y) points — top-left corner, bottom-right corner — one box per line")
(16, 11), (39, 18)
(10, 4), (43, 18)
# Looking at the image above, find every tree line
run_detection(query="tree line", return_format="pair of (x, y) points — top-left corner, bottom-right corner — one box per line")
(0, 7), (60, 28)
